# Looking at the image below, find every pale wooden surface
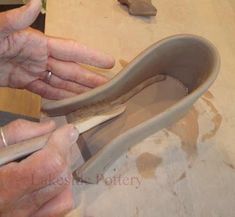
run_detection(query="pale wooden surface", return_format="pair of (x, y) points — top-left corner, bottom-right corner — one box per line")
(45, 1), (235, 216)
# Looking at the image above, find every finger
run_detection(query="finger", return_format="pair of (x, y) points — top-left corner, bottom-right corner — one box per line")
(12, 171), (72, 216)
(26, 79), (77, 99)
(0, 119), (55, 147)
(33, 182), (74, 217)
(3, 171), (72, 216)
(48, 73), (91, 94)
(0, 0), (42, 38)
(0, 125), (79, 207)
(47, 37), (115, 69)
(28, 172), (72, 212)
(48, 58), (108, 88)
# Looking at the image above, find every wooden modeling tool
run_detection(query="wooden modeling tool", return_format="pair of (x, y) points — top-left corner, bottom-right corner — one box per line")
(0, 105), (126, 167)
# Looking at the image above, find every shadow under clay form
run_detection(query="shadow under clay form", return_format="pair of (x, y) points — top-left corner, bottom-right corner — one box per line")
(43, 35), (220, 183)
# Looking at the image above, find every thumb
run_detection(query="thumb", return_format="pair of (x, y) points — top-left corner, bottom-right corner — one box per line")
(0, 0), (42, 38)
(0, 119), (56, 148)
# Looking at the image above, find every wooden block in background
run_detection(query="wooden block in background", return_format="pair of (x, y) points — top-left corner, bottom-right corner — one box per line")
(0, 88), (41, 126)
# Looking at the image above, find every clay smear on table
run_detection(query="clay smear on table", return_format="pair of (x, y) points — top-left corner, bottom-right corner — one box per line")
(167, 107), (199, 158)
(176, 172), (186, 182)
(136, 152), (162, 179)
(201, 97), (222, 142)
(134, 207), (139, 217)
(223, 161), (235, 170)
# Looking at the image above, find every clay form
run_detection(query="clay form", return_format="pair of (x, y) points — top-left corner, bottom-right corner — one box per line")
(0, 105), (126, 166)
(43, 34), (220, 183)
(118, 0), (157, 16)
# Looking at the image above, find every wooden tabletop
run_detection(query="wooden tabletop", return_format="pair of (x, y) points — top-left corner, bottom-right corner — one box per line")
(45, 1), (235, 216)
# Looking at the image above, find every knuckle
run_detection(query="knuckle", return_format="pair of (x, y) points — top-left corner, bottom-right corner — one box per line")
(49, 153), (67, 173)
(34, 150), (66, 180)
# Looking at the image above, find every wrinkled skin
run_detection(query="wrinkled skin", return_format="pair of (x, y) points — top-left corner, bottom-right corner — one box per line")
(0, 120), (78, 217)
(0, 0), (114, 99)
(0, 0), (115, 216)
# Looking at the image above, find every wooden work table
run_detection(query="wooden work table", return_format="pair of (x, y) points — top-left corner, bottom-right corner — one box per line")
(45, 1), (235, 216)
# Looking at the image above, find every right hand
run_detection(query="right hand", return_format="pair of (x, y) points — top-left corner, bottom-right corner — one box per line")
(0, 119), (79, 217)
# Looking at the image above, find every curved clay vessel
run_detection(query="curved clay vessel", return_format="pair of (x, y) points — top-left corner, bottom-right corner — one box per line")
(43, 34), (220, 183)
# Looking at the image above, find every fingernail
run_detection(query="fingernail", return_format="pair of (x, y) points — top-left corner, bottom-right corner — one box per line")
(69, 126), (79, 143)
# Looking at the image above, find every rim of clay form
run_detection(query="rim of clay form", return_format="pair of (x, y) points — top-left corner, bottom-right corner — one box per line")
(43, 34), (220, 183)
(43, 34), (220, 116)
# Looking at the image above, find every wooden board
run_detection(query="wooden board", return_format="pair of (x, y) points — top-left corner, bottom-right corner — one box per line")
(0, 88), (41, 125)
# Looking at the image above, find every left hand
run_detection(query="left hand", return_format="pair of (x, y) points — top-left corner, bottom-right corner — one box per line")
(0, 0), (115, 99)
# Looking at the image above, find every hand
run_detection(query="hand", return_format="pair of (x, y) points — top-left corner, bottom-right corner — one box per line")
(0, 119), (79, 217)
(0, 0), (115, 99)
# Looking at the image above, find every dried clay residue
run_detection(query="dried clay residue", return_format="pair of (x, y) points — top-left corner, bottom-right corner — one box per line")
(223, 161), (235, 170)
(167, 107), (199, 158)
(176, 172), (186, 182)
(136, 153), (162, 179)
(133, 207), (139, 217)
(201, 98), (222, 142)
